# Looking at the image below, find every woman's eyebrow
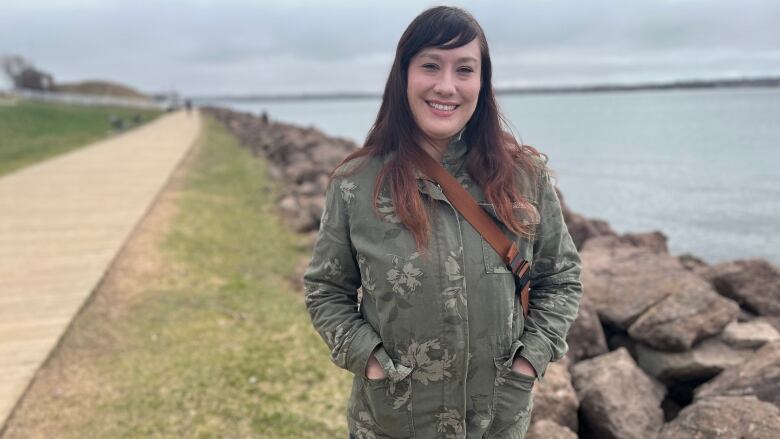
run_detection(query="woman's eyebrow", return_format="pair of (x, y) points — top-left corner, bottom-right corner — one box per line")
(419, 52), (478, 64)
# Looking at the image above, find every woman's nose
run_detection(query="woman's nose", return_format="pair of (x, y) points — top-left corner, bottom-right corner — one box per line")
(433, 71), (456, 96)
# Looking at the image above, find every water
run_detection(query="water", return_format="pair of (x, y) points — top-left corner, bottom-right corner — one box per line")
(203, 88), (780, 265)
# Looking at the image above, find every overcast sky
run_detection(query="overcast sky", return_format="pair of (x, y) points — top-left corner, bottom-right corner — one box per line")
(2, 0), (779, 96)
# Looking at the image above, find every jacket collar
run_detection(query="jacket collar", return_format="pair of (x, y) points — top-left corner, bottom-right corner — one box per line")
(379, 127), (469, 181)
(414, 127), (469, 179)
(441, 127), (468, 167)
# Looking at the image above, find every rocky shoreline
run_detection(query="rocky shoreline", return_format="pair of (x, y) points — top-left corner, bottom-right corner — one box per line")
(204, 106), (780, 438)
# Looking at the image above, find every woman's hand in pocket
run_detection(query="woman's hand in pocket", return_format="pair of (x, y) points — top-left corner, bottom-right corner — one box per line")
(511, 355), (537, 380)
(365, 352), (387, 380)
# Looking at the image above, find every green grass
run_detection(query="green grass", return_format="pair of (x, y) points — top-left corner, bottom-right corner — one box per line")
(76, 117), (351, 438)
(0, 99), (162, 176)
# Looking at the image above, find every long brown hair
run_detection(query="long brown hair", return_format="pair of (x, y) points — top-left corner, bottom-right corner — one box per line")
(332, 6), (545, 252)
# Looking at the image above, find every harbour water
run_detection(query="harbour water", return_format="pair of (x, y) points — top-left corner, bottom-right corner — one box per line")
(203, 88), (780, 265)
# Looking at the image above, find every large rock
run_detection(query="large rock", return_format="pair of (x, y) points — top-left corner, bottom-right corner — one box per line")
(659, 395), (780, 439)
(764, 315), (780, 333)
(607, 332), (638, 358)
(310, 141), (355, 169)
(572, 348), (666, 439)
(526, 419), (578, 439)
(708, 259), (780, 316)
(557, 188), (616, 250)
(563, 212), (616, 251)
(694, 341), (780, 407)
(285, 160), (325, 184)
(294, 195), (326, 233)
(677, 253), (711, 278)
(636, 337), (754, 381)
(627, 287), (740, 351)
(721, 319), (780, 349)
(278, 194), (321, 233)
(530, 356), (578, 432)
(581, 235), (714, 330)
(564, 295), (609, 363)
(621, 231), (669, 254)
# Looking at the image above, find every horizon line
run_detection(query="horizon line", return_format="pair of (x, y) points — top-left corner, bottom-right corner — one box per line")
(191, 75), (780, 103)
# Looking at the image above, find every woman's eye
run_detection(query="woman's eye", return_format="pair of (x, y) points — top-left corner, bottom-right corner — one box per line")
(458, 67), (474, 74)
(422, 64), (438, 70)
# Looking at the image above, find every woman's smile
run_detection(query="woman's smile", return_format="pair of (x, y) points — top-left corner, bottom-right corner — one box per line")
(426, 100), (459, 116)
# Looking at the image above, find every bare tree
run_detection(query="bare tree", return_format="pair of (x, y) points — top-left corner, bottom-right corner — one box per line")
(1, 54), (54, 91)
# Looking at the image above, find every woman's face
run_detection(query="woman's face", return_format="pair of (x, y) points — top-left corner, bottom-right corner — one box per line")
(407, 38), (482, 149)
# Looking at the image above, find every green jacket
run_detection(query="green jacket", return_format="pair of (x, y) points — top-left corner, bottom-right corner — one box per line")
(303, 135), (583, 439)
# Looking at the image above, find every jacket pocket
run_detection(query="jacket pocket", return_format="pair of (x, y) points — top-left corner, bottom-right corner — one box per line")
(478, 203), (539, 274)
(360, 373), (414, 438)
(488, 354), (535, 436)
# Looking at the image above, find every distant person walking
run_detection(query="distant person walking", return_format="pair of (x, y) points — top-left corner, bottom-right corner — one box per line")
(184, 98), (193, 115)
(304, 6), (583, 438)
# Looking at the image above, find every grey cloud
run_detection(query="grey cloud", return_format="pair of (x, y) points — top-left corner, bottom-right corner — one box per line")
(1, 0), (778, 95)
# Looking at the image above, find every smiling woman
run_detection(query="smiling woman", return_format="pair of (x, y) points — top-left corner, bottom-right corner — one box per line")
(303, 6), (583, 439)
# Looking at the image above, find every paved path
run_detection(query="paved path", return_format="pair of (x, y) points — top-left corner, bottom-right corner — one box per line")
(0, 110), (202, 429)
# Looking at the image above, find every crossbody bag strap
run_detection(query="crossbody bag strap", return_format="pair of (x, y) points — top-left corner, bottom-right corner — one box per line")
(411, 149), (531, 317)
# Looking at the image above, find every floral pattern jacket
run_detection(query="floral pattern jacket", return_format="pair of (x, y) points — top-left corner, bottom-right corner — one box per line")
(303, 134), (583, 439)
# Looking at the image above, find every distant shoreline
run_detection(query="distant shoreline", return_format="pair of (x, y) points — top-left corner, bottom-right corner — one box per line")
(193, 76), (780, 103)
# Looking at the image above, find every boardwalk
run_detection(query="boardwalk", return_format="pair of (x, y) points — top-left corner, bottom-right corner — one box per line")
(0, 110), (201, 429)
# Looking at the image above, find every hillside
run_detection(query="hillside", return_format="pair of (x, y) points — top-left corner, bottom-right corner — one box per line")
(53, 80), (151, 100)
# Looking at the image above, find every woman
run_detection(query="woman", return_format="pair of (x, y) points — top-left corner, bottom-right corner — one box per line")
(304, 6), (582, 439)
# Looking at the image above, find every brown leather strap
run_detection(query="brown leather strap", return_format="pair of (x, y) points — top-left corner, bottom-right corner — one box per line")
(411, 149), (530, 317)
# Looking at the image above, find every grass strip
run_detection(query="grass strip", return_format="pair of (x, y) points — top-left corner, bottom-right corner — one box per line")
(98, 117), (351, 438)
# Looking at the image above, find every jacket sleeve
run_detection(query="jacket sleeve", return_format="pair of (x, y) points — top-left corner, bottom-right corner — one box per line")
(303, 176), (383, 377)
(516, 168), (584, 382)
